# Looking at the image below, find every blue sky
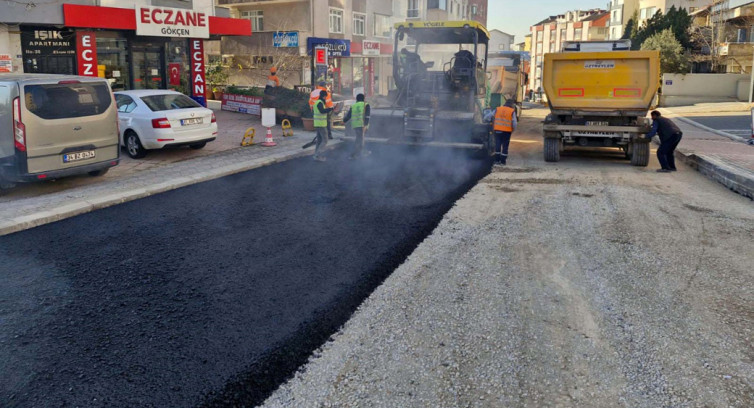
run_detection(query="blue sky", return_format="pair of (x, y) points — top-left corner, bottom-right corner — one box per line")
(487, 0), (608, 43)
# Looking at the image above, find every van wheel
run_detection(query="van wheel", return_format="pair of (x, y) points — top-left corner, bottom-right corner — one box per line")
(88, 168), (109, 177)
(125, 131), (147, 159)
(189, 142), (207, 150)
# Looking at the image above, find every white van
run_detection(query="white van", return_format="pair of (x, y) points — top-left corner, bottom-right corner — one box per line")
(0, 74), (120, 188)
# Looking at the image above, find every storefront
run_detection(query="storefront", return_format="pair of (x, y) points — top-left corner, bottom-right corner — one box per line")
(19, 4), (251, 105)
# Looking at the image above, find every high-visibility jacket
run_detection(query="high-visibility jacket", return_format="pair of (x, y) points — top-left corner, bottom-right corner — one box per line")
(266, 74), (280, 87)
(494, 106), (515, 132)
(350, 102), (368, 128)
(309, 86), (333, 109)
(313, 100), (328, 128)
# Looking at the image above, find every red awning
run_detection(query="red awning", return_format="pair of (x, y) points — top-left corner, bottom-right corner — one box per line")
(63, 4), (252, 37)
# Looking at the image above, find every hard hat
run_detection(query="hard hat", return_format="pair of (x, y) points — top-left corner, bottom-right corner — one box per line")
(270, 67), (277, 73)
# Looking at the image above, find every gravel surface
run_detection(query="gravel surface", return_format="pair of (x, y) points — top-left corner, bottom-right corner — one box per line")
(0, 145), (490, 407)
(262, 108), (754, 408)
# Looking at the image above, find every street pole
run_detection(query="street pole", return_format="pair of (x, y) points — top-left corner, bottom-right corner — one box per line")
(749, 46), (754, 103)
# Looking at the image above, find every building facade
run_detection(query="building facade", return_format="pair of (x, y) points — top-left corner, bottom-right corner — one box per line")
(0, 0), (250, 104)
(607, 0), (640, 39)
(489, 30), (515, 52)
(712, 0), (754, 73)
(529, 9), (608, 93)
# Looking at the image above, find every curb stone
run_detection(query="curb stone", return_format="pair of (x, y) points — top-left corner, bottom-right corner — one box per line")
(0, 140), (344, 236)
(659, 108), (749, 143)
(674, 150), (754, 201)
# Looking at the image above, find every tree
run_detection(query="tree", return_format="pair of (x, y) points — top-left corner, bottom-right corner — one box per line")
(622, 18), (635, 41)
(641, 29), (690, 74)
(631, 6), (692, 50)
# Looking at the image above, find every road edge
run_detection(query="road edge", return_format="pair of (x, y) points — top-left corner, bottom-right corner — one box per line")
(674, 150), (754, 200)
(0, 142), (343, 236)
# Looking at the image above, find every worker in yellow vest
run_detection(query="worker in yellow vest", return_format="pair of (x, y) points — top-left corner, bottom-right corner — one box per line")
(311, 90), (334, 162)
(343, 93), (371, 158)
(485, 99), (517, 165)
(309, 81), (335, 139)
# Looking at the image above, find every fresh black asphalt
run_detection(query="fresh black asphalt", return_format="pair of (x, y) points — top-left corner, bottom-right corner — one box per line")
(0, 144), (490, 407)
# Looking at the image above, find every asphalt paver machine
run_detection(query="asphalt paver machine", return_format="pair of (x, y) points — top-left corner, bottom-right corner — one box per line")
(370, 21), (493, 152)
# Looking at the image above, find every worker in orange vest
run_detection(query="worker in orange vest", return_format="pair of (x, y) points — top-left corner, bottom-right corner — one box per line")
(485, 100), (517, 165)
(309, 81), (334, 139)
(267, 67), (280, 88)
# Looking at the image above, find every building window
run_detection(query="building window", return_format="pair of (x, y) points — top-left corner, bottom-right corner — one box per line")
(549, 42), (555, 53)
(471, 5), (477, 15)
(408, 0), (419, 18)
(353, 13), (366, 36)
(374, 14), (391, 38)
(241, 10), (263, 32)
(427, 0), (447, 10)
(574, 28), (582, 40)
(330, 8), (344, 34)
(536, 30), (543, 42)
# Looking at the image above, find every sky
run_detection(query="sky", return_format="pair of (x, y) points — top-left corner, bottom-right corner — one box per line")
(487, 0), (609, 43)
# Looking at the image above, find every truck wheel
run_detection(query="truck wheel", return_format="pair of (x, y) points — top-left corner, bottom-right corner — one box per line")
(630, 141), (649, 167)
(544, 137), (561, 162)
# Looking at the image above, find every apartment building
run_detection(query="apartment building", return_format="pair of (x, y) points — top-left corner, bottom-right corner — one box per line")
(489, 30), (515, 52)
(529, 9), (609, 92)
(407, 0), (487, 23)
(607, 0), (640, 39)
(467, 0), (488, 25)
(0, 0), (248, 104)
(637, 0), (708, 24)
(712, 0), (754, 73)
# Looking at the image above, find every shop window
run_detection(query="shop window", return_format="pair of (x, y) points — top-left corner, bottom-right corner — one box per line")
(241, 10), (263, 32)
(330, 8), (344, 34)
(374, 14), (391, 38)
(353, 13), (366, 36)
(428, 0), (447, 10)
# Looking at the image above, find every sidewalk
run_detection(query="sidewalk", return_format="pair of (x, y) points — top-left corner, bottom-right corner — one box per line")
(661, 108), (754, 200)
(0, 111), (342, 236)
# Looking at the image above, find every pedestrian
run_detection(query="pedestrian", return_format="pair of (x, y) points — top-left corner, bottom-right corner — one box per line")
(646, 110), (683, 173)
(311, 90), (333, 162)
(309, 81), (334, 139)
(343, 93), (371, 158)
(484, 99), (517, 165)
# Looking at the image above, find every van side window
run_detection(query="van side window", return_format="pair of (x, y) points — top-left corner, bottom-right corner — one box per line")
(116, 94), (137, 113)
(24, 83), (112, 120)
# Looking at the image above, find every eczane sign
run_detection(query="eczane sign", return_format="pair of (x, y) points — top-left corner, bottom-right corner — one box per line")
(136, 6), (209, 39)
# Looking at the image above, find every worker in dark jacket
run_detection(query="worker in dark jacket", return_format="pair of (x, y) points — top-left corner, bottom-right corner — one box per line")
(343, 93), (371, 158)
(646, 110), (683, 173)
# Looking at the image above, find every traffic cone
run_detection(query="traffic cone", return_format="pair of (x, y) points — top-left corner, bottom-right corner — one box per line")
(261, 127), (277, 147)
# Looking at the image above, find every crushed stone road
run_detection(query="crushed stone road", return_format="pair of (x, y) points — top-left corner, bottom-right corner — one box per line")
(263, 108), (754, 408)
(0, 145), (489, 407)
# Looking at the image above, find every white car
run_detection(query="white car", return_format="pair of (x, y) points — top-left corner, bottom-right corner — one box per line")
(114, 90), (218, 159)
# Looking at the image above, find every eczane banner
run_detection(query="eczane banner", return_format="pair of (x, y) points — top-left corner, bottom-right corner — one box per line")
(136, 6), (209, 39)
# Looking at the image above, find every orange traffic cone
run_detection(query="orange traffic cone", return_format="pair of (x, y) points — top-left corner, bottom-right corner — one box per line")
(261, 127), (277, 147)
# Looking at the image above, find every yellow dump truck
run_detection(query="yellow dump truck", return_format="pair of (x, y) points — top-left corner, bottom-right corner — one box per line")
(542, 40), (660, 166)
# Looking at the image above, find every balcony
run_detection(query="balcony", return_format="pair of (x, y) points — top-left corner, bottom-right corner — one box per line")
(407, 9), (420, 18)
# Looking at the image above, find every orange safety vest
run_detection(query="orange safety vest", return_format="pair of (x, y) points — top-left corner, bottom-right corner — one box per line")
(309, 86), (333, 109)
(267, 74), (280, 87)
(494, 106), (515, 132)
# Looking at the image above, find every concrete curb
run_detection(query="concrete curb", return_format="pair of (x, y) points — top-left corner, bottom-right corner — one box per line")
(674, 149), (754, 201)
(0, 141), (344, 236)
(660, 108), (750, 143)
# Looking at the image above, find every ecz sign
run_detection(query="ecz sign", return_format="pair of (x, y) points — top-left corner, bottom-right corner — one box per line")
(190, 39), (207, 106)
(76, 32), (97, 77)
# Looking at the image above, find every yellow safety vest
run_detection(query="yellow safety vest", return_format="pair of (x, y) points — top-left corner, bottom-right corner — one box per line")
(350, 102), (367, 128)
(313, 100), (328, 128)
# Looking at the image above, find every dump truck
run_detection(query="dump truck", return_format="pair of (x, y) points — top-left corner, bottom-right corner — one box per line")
(369, 21), (493, 153)
(542, 40), (660, 166)
(488, 51), (527, 118)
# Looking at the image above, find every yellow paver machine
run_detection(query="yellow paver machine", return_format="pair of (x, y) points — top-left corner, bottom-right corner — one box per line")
(542, 40), (660, 166)
(369, 21), (493, 153)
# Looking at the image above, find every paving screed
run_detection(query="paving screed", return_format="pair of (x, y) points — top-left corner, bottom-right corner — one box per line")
(0, 144), (490, 407)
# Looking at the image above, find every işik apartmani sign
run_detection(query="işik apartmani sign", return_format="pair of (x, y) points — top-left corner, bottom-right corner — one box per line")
(137, 6), (210, 39)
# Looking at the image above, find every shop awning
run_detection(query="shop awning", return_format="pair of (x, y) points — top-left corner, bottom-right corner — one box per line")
(63, 4), (252, 37)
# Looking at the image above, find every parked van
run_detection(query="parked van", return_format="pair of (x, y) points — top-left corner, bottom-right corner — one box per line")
(0, 74), (119, 188)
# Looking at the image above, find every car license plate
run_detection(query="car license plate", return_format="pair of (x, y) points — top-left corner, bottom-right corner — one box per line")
(586, 121), (609, 126)
(63, 150), (95, 163)
(181, 118), (203, 126)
